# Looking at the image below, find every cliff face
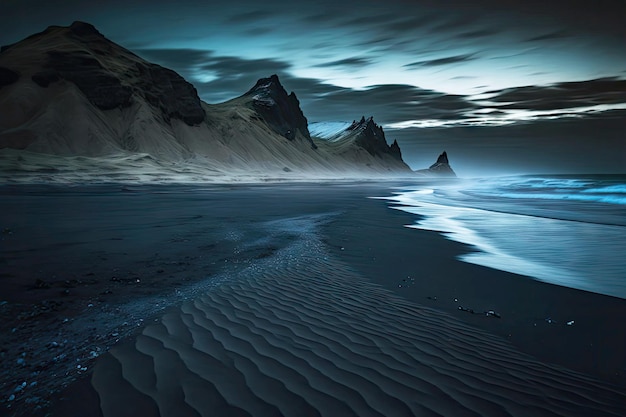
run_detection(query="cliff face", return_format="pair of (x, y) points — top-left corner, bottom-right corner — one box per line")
(242, 74), (314, 148)
(19, 21), (206, 124)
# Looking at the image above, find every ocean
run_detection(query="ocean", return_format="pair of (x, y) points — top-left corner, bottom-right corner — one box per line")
(383, 175), (626, 300)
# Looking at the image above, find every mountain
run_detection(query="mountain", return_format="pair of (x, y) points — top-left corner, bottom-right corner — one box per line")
(0, 21), (436, 182)
(241, 74), (315, 148)
(415, 151), (457, 177)
(309, 116), (408, 169)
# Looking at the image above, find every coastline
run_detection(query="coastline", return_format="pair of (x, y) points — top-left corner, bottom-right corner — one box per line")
(320, 192), (626, 385)
(1, 181), (625, 416)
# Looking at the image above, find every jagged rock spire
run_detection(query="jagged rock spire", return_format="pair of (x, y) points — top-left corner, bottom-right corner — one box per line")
(427, 151), (456, 177)
(244, 74), (314, 147)
(346, 116), (403, 162)
(435, 151), (449, 165)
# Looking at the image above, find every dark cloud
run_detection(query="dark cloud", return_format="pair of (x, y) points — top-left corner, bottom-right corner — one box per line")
(300, 84), (476, 124)
(179, 54), (474, 126)
(525, 30), (570, 42)
(405, 53), (476, 68)
(313, 57), (372, 68)
(450, 75), (477, 80)
(378, 15), (435, 34)
(428, 15), (477, 34)
(174, 54), (346, 104)
(455, 29), (498, 39)
(197, 56), (292, 102)
(200, 56), (289, 78)
(131, 48), (214, 85)
(484, 78), (626, 110)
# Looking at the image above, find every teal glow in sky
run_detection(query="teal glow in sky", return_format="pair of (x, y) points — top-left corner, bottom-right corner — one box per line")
(1, 0), (624, 173)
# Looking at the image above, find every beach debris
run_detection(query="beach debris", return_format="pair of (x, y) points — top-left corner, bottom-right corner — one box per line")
(566, 320), (575, 326)
(457, 306), (501, 318)
(458, 306), (475, 314)
(485, 310), (501, 319)
(398, 277), (415, 288)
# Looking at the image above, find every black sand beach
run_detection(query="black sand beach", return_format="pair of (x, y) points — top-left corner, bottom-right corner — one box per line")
(1, 182), (625, 417)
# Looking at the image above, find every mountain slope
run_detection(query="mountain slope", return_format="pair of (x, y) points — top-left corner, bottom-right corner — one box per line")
(311, 116), (410, 172)
(0, 21), (418, 181)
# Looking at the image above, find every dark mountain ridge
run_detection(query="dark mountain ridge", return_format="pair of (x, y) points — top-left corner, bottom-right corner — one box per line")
(0, 21), (454, 179)
(347, 116), (403, 162)
(242, 74), (315, 148)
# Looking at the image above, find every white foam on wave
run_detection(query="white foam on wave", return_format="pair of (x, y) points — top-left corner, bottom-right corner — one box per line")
(384, 185), (626, 299)
(493, 191), (626, 205)
(469, 176), (626, 206)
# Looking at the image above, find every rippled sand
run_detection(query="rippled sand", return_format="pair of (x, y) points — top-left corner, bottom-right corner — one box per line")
(91, 217), (625, 417)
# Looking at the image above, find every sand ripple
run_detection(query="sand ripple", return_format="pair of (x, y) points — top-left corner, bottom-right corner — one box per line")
(91, 217), (626, 417)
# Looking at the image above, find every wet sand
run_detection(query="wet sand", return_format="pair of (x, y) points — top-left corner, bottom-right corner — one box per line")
(1, 182), (625, 416)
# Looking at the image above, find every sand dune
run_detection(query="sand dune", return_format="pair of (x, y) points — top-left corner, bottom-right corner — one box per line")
(91, 216), (625, 417)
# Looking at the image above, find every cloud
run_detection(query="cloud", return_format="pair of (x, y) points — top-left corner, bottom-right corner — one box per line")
(196, 56), (293, 102)
(158, 53), (346, 104)
(450, 75), (477, 80)
(525, 30), (570, 42)
(454, 29), (498, 39)
(482, 78), (626, 111)
(200, 56), (289, 78)
(172, 53), (472, 126)
(300, 83), (476, 124)
(405, 53), (477, 68)
(129, 49), (624, 129)
(313, 57), (372, 68)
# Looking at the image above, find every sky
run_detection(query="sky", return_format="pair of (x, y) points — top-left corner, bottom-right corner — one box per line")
(1, 0), (625, 175)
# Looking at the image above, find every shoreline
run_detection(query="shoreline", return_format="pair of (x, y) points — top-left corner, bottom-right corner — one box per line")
(320, 193), (626, 385)
(2, 182), (625, 416)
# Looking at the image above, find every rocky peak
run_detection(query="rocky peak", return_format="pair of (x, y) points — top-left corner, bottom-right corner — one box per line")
(244, 74), (314, 147)
(67, 21), (102, 38)
(435, 151), (449, 165)
(425, 151), (456, 177)
(390, 139), (403, 161)
(348, 116), (403, 161)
